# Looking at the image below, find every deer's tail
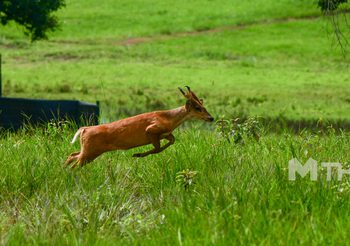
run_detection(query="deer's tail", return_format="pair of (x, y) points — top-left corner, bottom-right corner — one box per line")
(71, 128), (83, 144)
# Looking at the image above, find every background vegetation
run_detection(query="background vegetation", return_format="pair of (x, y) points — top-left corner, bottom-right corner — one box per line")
(0, 0), (65, 41)
(1, 0), (350, 245)
(1, 0), (350, 122)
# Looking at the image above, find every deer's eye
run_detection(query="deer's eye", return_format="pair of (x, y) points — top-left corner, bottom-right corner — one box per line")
(195, 106), (201, 111)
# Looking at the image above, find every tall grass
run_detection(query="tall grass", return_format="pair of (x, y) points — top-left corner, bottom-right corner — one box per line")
(1, 122), (350, 245)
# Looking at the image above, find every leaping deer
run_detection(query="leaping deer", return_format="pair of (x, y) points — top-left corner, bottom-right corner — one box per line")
(64, 86), (214, 168)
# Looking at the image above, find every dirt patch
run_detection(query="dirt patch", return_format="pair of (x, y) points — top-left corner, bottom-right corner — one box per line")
(116, 14), (323, 46)
(48, 11), (350, 47)
(47, 14), (324, 47)
(44, 53), (80, 61)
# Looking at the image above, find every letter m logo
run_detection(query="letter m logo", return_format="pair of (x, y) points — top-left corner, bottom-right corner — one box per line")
(288, 158), (318, 181)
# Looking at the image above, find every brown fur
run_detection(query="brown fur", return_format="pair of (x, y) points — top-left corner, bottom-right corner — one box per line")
(64, 87), (214, 168)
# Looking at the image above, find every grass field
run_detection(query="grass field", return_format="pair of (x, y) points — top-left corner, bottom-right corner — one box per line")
(1, 0), (350, 245)
(2, 125), (350, 245)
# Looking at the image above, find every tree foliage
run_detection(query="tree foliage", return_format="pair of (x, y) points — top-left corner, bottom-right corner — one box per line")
(318, 0), (348, 11)
(317, 0), (350, 56)
(0, 0), (65, 41)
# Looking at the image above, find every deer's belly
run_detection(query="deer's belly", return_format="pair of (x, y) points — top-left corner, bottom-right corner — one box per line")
(108, 133), (151, 150)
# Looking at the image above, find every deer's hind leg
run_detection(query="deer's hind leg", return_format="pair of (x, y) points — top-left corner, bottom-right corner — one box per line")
(64, 151), (80, 168)
(70, 148), (104, 169)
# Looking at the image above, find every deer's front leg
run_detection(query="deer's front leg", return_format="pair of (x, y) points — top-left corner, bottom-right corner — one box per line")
(159, 134), (175, 150)
(133, 133), (175, 158)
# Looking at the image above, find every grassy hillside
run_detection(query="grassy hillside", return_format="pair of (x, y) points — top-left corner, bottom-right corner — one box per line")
(1, 0), (349, 122)
(1, 0), (318, 40)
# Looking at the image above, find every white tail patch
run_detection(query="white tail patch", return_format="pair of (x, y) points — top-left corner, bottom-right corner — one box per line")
(71, 128), (82, 144)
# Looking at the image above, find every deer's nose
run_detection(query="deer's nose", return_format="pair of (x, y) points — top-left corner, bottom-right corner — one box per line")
(208, 116), (214, 122)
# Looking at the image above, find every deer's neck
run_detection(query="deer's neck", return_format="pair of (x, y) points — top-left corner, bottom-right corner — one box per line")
(164, 106), (190, 130)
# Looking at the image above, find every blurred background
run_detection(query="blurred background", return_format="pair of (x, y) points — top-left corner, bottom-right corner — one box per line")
(1, 0), (350, 124)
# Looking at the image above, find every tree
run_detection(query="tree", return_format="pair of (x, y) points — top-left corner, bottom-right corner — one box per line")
(0, 0), (65, 41)
(317, 0), (350, 55)
(318, 0), (348, 11)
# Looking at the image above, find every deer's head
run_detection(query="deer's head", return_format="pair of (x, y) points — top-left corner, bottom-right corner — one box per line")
(179, 86), (214, 122)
